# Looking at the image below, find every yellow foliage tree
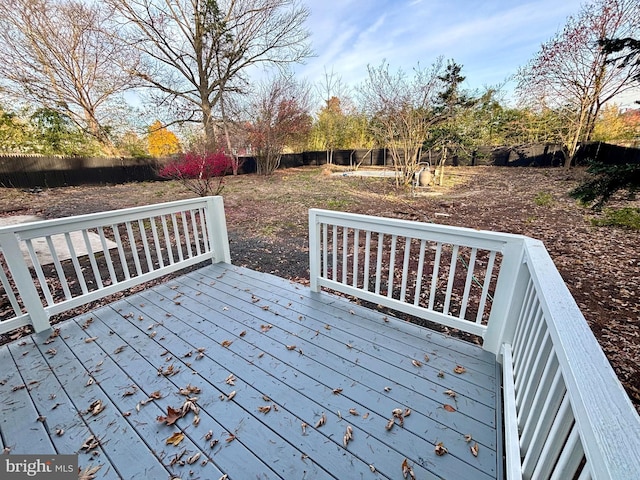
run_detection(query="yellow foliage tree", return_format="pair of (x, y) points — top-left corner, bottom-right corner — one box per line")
(147, 120), (181, 157)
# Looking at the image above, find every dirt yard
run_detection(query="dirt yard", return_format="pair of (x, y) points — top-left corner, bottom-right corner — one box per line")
(1, 165), (638, 413)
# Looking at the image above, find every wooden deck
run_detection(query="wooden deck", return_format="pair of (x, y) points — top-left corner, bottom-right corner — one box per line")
(0, 263), (500, 480)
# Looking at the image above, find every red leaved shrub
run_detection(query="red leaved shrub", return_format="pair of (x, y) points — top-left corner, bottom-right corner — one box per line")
(159, 150), (232, 196)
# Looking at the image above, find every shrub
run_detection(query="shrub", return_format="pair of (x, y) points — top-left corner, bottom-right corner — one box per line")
(570, 161), (640, 210)
(159, 150), (232, 196)
(592, 207), (640, 230)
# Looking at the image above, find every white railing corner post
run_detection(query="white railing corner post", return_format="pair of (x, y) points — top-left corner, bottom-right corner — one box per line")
(308, 209), (321, 292)
(206, 196), (231, 264)
(0, 232), (51, 333)
(483, 238), (528, 357)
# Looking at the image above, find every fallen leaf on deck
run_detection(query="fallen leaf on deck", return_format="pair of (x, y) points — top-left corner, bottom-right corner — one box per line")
(471, 442), (479, 457)
(404, 408), (411, 417)
(444, 389), (457, 398)
(78, 464), (102, 480)
(362, 412), (370, 419)
(226, 390), (236, 401)
(384, 386), (392, 392)
(113, 345), (127, 354)
(443, 404), (456, 412)
(343, 425), (353, 447)
(315, 413), (326, 428)
(424, 353), (430, 362)
(225, 433), (236, 443)
(332, 388), (343, 394)
(437, 370), (445, 378)
(260, 324), (272, 332)
(12, 384), (26, 392)
(349, 408), (359, 416)
(257, 405), (272, 414)
(158, 364), (180, 376)
(157, 406), (183, 425)
(435, 442), (448, 456)
(453, 365), (467, 374)
(87, 400), (105, 416)
(225, 374), (236, 386)
(286, 345), (296, 350)
(412, 359), (423, 368)
(401, 458), (416, 479)
(324, 324), (331, 330)
(55, 428), (64, 436)
(179, 384), (201, 396)
(46, 348), (57, 356)
(301, 422), (307, 434)
(187, 452), (201, 464)
(464, 434), (473, 442)
(149, 390), (162, 399)
(81, 435), (100, 451)
(165, 432), (185, 446)
(385, 418), (395, 430)
(221, 340), (233, 348)
(239, 330), (247, 337)
(84, 337), (98, 343)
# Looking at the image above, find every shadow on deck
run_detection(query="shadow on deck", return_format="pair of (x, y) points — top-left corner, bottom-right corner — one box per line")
(0, 263), (500, 480)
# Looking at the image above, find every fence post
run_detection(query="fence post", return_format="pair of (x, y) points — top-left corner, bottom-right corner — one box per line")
(0, 232), (51, 333)
(205, 197), (231, 264)
(308, 209), (321, 292)
(483, 238), (527, 356)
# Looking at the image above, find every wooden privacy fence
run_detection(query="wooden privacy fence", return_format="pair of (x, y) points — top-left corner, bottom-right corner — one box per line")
(308, 209), (640, 480)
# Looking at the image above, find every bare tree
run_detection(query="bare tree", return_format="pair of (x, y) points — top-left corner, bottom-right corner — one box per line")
(516, 0), (640, 168)
(0, 0), (139, 146)
(246, 75), (312, 175)
(107, 0), (312, 151)
(358, 59), (445, 186)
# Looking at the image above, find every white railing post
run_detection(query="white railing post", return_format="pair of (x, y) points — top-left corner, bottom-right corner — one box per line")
(483, 238), (527, 356)
(0, 232), (51, 333)
(308, 209), (321, 292)
(205, 196), (231, 264)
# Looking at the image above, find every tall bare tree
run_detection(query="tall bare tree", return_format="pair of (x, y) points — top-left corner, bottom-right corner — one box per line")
(0, 0), (139, 146)
(516, 0), (640, 168)
(358, 59), (445, 186)
(107, 0), (312, 151)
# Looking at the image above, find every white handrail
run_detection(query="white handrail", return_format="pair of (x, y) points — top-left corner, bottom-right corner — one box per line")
(0, 197), (230, 334)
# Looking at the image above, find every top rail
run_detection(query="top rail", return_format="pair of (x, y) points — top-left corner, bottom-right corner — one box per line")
(0, 197), (230, 334)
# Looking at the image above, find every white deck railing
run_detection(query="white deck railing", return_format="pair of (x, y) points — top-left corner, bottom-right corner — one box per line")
(309, 208), (640, 480)
(0, 197), (230, 334)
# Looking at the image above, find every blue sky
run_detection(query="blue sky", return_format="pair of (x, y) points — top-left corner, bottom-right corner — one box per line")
(293, 0), (639, 106)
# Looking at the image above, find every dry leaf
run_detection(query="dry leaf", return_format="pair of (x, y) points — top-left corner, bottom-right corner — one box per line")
(435, 442), (448, 456)
(349, 408), (359, 416)
(257, 405), (272, 414)
(157, 406), (183, 426)
(221, 340), (233, 348)
(187, 452), (201, 464)
(315, 413), (326, 428)
(179, 384), (201, 396)
(404, 408), (411, 417)
(412, 359), (423, 368)
(225, 374), (236, 386)
(332, 388), (343, 395)
(343, 425), (353, 447)
(78, 465), (102, 480)
(443, 404), (456, 412)
(149, 391), (162, 399)
(113, 345), (127, 354)
(87, 399), (105, 416)
(362, 412), (370, 419)
(239, 330), (247, 337)
(166, 432), (185, 446)
(226, 390), (236, 401)
(401, 458), (416, 479)
(193, 415), (200, 426)
(324, 324), (331, 330)
(369, 464), (376, 473)
(437, 370), (445, 378)
(84, 337), (98, 343)
(424, 353), (430, 362)
(260, 324), (272, 332)
(444, 389), (457, 398)
(301, 422), (307, 434)
(81, 435), (100, 451)
(346, 343), (353, 349)
(225, 433), (236, 443)
(384, 386), (391, 392)
(219, 475), (228, 480)
(453, 365), (467, 374)
(464, 434), (473, 443)
(205, 430), (213, 441)
(286, 345), (296, 350)
(46, 348), (57, 356)
(385, 418), (395, 431)
(55, 428), (64, 436)
(471, 442), (479, 457)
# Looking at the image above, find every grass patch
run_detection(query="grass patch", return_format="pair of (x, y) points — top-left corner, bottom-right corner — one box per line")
(534, 191), (554, 207)
(592, 207), (640, 230)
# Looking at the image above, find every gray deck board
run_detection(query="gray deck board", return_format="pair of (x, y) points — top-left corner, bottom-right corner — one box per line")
(0, 263), (500, 479)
